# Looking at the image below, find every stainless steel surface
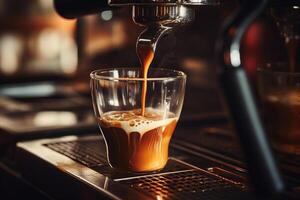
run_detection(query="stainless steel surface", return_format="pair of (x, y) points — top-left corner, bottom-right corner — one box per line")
(109, 0), (214, 26)
(44, 139), (107, 167)
(16, 135), (251, 200)
(17, 135), (151, 200)
(132, 5), (194, 26)
(118, 170), (245, 200)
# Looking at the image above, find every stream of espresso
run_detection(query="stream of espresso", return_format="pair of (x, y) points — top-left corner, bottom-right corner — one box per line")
(138, 45), (155, 116)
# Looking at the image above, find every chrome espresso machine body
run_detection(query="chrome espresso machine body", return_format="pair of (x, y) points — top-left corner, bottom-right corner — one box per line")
(52, 0), (299, 198)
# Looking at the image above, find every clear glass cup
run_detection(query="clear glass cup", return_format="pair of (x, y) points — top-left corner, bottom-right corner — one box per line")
(257, 67), (300, 155)
(90, 68), (186, 172)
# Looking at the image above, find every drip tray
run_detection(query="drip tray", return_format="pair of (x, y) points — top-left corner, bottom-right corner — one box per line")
(118, 170), (246, 200)
(44, 140), (106, 167)
(42, 138), (250, 200)
(44, 140), (193, 180)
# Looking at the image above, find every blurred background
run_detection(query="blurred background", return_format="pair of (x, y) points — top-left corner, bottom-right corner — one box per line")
(1, 1), (299, 199)
(0, 0), (286, 108)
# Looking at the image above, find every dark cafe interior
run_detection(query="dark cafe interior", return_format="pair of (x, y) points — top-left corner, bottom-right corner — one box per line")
(0, 0), (300, 199)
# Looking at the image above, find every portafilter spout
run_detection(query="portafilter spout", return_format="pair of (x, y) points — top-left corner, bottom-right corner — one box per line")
(133, 2), (198, 69)
(136, 25), (171, 64)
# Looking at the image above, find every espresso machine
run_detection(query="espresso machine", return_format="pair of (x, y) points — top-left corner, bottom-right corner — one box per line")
(53, 0), (287, 196)
(11, 0), (300, 199)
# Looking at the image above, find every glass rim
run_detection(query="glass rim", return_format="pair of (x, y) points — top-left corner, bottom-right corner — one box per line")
(257, 68), (300, 76)
(90, 67), (187, 81)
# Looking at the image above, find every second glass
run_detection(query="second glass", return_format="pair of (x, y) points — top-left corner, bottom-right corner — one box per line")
(90, 68), (186, 173)
(258, 67), (300, 154)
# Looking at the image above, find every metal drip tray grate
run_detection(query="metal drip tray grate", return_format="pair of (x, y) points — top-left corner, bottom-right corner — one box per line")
(44, 139), (248, 199)
(119, 170), (247, 200)
(44, 140), (107, 167)
(43, 139), (193, 179)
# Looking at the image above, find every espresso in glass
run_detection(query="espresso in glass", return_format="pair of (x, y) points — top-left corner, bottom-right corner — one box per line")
(90, 68), (186, 173)
(98, 109), (177, 172)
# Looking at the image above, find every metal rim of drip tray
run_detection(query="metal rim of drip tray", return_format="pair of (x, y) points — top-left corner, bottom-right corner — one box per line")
(17, 135), (250, 200)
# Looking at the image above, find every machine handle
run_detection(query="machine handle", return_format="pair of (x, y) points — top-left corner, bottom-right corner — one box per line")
(54, 0), (112, 19)
(220, 68), (284, 196)
(216, 0), (285, 197)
